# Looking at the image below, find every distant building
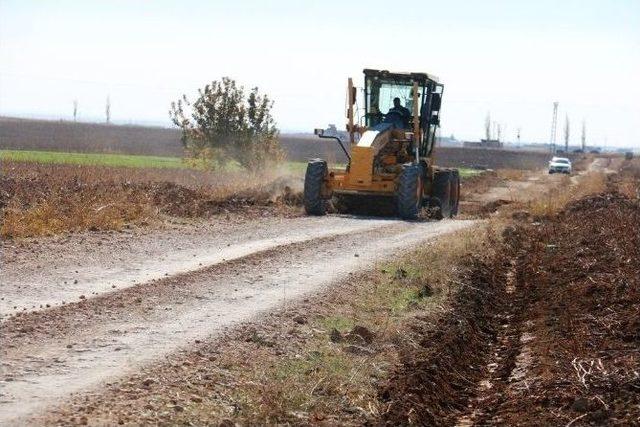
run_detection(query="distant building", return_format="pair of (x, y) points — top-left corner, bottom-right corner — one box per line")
(463, 139), (503, 148)
(436, 135), (462, 147)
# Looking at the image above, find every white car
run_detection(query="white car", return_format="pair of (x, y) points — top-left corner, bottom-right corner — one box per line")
(548, 157), (572, 174)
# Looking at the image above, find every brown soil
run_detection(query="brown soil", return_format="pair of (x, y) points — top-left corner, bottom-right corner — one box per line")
(380, 184), (639, 425)
(378, 255), (506, 425)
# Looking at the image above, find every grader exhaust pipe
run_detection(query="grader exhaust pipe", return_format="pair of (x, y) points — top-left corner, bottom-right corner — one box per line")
(313, 128), (351, 162)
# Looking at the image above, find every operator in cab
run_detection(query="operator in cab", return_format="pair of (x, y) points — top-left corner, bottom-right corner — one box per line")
(385, 97), (411, 129)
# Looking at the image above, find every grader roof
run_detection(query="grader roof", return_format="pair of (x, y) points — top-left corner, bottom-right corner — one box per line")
(363, 69), (440, 84)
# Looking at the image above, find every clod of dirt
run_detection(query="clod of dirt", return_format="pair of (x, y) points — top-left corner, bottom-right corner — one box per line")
(329, 328), (342, 343)
(480, 198), (512, 215)
(501, 225), (517, 241)
(292, 315), (307, 325)
(417, 284), (433, 298)
(142, 378), (155, 387)
(511, 210), (531, 221)
(345, 325), (375, 344)
(571, 397), (589, 413)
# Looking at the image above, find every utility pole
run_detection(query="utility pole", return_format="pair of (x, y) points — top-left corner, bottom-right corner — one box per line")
(581, 120), (586, 151)
(564, 114), (570, 153)
(105, 96), (111, 124)
(73, 100), (78, 122)
(550, 102), (559, 154)
(517, 127), (521, 145)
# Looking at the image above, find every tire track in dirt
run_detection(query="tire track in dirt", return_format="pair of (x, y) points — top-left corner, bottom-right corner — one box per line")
(454, 257), (524, 426)
(0, 218), (477, 425)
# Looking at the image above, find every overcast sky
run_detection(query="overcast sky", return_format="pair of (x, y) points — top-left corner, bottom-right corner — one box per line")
(1, 0), (638, 147)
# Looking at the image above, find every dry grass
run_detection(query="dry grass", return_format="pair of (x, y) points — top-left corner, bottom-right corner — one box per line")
(1, 191), (153, 238)
(612, 158), (640, 198)
(496, 168), (526, 181)
(181, 224), (499, 424)
(525, 171), (607, 217)
(0, 161), (302, 238)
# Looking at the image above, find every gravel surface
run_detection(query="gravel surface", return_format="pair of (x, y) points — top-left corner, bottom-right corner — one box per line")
(1, 215), (402, 317)
(0, 214), (476, 425)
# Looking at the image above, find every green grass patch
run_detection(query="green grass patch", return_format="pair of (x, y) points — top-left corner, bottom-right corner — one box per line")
(0, 149), (187, 169)
(458, 167), (483, 178)
(320, 315), (355, 333)
(1, 149), (483, 178)
(273, 349), (352, 383)
(0, 149), (314, 173)
(390, 287), (426, 312)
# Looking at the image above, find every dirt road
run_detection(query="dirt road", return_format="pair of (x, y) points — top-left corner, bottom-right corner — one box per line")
(0, 215), (475, 425)
(1, 216), (414, 316)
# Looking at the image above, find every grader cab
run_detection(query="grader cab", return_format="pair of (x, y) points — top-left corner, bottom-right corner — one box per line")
(304, 69), (460, 219)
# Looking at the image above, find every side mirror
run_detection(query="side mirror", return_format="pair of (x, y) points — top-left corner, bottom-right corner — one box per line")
(314, 128), (325, 136)
(431, 93), (442, 111)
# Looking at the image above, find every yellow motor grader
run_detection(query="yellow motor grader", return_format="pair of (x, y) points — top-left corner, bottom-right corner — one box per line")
(304, 69), (459, 219)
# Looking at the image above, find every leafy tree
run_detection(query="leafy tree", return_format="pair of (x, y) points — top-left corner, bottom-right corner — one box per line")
(169, 77), (283, 170)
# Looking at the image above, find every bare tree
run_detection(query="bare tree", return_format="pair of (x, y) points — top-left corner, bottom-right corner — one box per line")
(484, 112), (491, 141)
(564, 114), (570, 152)
(105, 96), (111, 124)
(73, 100), (78, 122)
(581, 120), (586, 151)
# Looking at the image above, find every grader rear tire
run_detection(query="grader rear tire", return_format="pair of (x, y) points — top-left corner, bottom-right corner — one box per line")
(397, 163), (424, 220)
(432, 170), (452, 220)
(303, 160), (328, 215)
(450, 170), (460, 216)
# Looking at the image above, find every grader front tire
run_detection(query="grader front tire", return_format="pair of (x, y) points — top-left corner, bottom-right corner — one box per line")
(303, 160), (328, 216)
(397, 164), (424, 220)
